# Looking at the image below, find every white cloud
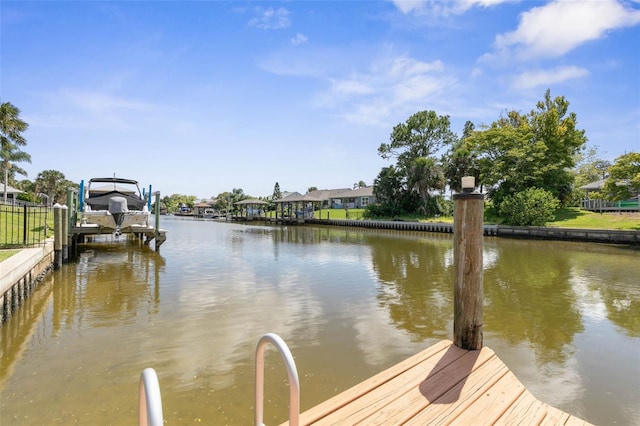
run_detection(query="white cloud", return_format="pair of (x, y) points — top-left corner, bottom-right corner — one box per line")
(387, 57), (444, 77)
(495, 0), (640, 59)
(316, 55), (456, 125)
(31, 89), (158, 129)
(390, 0), (427, 14)
(331, 79), (375, 96)
(248, 7), (290, 30)
(390, 0), (512, 15)
(290, 32), (308, 46)
(511, 65), (590, 90)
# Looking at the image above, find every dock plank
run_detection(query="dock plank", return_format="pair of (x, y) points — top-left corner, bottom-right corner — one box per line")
(494, 390), (548, 425)
(404, 354), (509, 425)
(294, 340), (453, 425)
(285, 340), (592, 426)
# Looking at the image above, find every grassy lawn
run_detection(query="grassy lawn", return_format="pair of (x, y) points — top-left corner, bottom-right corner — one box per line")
(550, 207), (640, 230)
(316, 207), (639, 230)
(0, 250), (20, 262)
(316, 208), (368, 220)
(0, 207), (55, 247)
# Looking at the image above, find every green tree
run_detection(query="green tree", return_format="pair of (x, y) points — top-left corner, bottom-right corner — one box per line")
(34, 170), (77, 204)
(1, 102), (31, 202)
(307, 186), (318, 193)
(408, 157), (445, 215)
(272, 182), (282, 200)
(569, 146), (611, 206)
(378, 110), (457, 171)
(367, 166), (418, 217)
(444, 121), (481, 193)
(162, 193), (198, 213)
(212, 188), (247, 215)
(378, 110), (457, 216)
(573, 147), (610, 187)
(499, 187), (560, 226)
(465, 89), (587, 207)
(601, 152), (640, 201)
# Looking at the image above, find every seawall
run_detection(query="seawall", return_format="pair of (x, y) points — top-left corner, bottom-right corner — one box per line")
(306, 219), (640, 245)
(0, 239), (55, 324)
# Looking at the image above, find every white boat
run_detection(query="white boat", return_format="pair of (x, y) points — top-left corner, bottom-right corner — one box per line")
(81, 177), (150, 233)
(202, 208), (216, 218)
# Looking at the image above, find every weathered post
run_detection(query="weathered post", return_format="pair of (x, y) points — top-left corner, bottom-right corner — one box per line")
(53, 203), (63, 269)
(67, 188), (76, 258)
(61, 204), (69, 263)
(453, 176), (484, 350)
(154, 191), (160, 235)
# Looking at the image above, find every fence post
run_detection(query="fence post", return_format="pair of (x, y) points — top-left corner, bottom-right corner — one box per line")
(452, 176), (484, 350)
(23, 204), (28, 245)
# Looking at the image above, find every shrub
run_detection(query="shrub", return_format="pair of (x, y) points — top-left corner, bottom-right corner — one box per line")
(498, 187), (560, 226)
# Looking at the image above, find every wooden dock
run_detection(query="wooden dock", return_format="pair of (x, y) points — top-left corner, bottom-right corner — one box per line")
(287, 340), (591, 426)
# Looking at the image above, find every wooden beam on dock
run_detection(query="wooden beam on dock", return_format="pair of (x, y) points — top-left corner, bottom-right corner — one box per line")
(285, 340), (591, 426)
(71, 224), (167, 251)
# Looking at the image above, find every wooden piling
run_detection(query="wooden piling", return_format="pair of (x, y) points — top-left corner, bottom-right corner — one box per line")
(53, 204), (63, 269)
(61, 204), (69, 263)
(452, 179), (484, 350)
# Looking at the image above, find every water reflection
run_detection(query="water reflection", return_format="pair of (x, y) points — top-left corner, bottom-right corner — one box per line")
(1, 220), (638, 426)
(370, 232), (453, 341)
(68, 241), (164, 327)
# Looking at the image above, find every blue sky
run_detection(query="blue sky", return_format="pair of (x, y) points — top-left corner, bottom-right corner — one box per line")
(2, 1), (639, 200)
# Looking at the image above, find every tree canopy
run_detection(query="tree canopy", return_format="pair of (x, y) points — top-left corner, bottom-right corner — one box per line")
(463, 89), (587, 206)
(1, 102), (31, 201)
(601, 152), (640, 201)
(35, 169), (77, 204)
(378, 110), (457, 171)
(272, 182), (282, 201)
(372, 110), (456, 217)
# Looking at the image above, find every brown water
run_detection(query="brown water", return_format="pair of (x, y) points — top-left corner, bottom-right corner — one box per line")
(1, 218), (639, 425)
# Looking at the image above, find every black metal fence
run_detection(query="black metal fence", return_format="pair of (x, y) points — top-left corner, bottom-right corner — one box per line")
(0, 200), (51, 248)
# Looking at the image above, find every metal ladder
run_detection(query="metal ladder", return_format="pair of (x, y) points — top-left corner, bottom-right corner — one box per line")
(255, 333), (300, 426)
(137, 333), (300, 426)
(138, 368), (163, 426)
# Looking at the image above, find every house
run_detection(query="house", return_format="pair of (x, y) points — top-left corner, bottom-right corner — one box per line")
(579, 179), (639, 211)
(305, 188), (352, 209)
(193, 201), (216, 217)
(1, 183), (23, 203)
(340, 185), (376, 209)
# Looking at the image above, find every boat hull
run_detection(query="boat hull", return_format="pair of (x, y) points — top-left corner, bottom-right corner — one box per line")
(81, 177), (151, 232)
(82, 210), (150, 230)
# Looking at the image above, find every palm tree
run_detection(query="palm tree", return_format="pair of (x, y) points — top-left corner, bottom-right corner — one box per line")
(35, 169), (70, 204)
(1, 102), (31, 202)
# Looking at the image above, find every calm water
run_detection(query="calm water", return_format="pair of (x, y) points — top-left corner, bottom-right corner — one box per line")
(1, 218), (639, 425)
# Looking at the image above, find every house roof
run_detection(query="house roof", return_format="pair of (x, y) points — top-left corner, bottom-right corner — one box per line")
(348, 186), (375, 197)
(579, 179), (606, 191)
(306, 188), (352, 200)
(279, 193), (323, 203)
(0, 183), (23, 194)
(273, 192), (302, 203)
(235, 198), (269, 205)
